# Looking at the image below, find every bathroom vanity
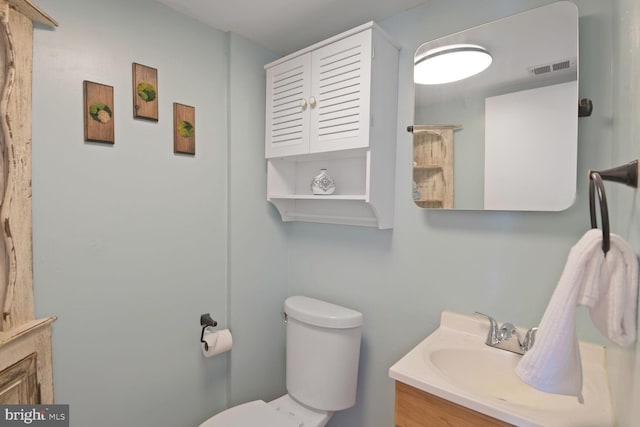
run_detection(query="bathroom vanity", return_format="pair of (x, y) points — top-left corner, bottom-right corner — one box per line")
(389, 311), (613, 427)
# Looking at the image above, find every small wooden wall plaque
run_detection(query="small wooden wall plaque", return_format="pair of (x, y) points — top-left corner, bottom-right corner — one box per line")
(83, 81), (114, 144)
(173, 103), (195, 155)
(132, 63), (158, 121)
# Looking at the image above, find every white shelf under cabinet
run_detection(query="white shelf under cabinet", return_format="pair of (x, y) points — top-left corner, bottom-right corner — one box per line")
(267, 198), (381, 228)
(264, 22), (399, 229)
(267, 147), (394, 228)
(269, 195), (368, 201)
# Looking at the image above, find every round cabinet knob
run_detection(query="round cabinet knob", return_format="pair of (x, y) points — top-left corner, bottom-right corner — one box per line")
(300, 99), (308, 109)
(309, 96), (317, 107)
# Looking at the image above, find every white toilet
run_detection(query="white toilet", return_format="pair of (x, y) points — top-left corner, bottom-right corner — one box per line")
(200, 296), (363, 427)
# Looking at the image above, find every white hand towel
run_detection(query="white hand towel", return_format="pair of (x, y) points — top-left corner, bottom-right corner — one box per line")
(515, 229), (638, 402)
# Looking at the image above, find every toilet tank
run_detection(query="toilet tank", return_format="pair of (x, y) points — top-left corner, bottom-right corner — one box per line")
(284, 296), (363, 411)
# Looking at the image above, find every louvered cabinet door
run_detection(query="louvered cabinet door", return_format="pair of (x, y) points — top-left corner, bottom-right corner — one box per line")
(309, 29), (372, 153)
(266, 54), (312, 158)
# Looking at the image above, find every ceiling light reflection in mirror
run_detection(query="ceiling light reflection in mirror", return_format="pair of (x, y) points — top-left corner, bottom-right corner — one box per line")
(414, 44), (493, 85)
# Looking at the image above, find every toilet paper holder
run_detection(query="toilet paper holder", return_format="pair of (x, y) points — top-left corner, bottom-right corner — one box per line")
(200, 313), (218, 351)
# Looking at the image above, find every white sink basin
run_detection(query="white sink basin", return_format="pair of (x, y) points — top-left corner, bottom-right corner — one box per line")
(429, 347), (525, 401)
(389, 311), (613, 427)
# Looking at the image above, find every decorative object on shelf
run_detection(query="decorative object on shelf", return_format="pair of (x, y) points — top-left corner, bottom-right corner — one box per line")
(83, 81), (114, 144)
(173, 103), (195, 155)
(311, 168), (336, 195)
(412, 181), (421, 201)
(132, 63), (158, 121)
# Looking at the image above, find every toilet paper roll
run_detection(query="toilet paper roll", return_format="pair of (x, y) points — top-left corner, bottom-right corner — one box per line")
(201, 329), (233, 358)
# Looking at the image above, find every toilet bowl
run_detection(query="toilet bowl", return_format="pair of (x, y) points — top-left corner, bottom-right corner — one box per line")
(200, 395), (331, 427)
(199, 296), (363, 427)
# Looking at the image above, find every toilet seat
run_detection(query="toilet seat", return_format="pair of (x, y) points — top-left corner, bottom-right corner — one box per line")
(199, 400), (300, 427)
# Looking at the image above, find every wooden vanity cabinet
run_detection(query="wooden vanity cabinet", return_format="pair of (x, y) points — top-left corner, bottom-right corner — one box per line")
(394, 382), (514, 427)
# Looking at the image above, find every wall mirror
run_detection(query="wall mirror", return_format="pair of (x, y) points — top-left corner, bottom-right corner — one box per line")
(412, 1), (578, 210)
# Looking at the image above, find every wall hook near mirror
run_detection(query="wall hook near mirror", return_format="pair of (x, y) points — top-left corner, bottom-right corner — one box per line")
(588, 160), (638, 254)
(578, 98), (593, 117)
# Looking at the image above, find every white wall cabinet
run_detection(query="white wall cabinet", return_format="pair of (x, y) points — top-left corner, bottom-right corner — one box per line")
(265, 22), (399, 229)
(266, 29), (372, 158)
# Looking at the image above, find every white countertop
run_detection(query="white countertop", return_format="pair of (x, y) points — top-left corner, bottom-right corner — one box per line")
(388, 311), (613, 427)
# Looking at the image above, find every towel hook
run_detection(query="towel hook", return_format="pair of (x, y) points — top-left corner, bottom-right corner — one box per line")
(590, 160), (638, 188)
(588, 172), (610, 254)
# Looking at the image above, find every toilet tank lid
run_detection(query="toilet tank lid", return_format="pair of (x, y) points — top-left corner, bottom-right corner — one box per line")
(285, 296), (363, 329)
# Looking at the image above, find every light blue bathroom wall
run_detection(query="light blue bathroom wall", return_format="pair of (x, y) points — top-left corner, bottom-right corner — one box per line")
(286, 1), (616, 426)
(227, 33), (288, 406)
(607, 0), (640, 425)
(31, 0), (232, 425)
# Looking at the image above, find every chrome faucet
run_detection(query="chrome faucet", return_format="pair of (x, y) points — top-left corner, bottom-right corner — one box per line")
(474, 312), (537, 355)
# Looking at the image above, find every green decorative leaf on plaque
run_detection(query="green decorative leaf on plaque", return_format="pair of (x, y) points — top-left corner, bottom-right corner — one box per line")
(137, 82), (157, 102)
(89, 102), (112, 124)
(177, 121), (194, 138)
